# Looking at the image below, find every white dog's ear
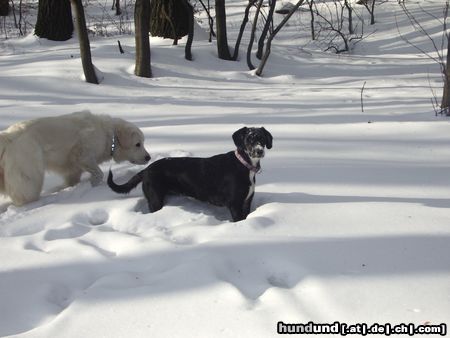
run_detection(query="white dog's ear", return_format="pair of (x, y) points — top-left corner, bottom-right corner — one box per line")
(115, 124), (134, 149)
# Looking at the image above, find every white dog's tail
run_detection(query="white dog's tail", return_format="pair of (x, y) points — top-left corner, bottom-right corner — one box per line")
(0, 132), (9, 191)
(0, 132), (10, 164)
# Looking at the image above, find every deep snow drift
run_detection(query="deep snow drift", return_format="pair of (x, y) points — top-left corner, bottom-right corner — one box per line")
(0, 1), (449, 337)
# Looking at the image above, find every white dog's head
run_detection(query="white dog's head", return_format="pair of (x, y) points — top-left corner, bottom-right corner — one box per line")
(113, 119), (150, 165)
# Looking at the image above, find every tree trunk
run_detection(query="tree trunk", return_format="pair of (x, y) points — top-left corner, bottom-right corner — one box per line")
(35, 0), (73, 41)
(257, 0), (276, 60)
(208, 0), (212, 42)
(71, 0), (98, 84)
(308, 0), (315, 40)
(114, 0), (122, 16)
(247, 0), (264, 70)
(0, 0), (9, 16)
(233, 0), (256, 60)
(370, 0), (375, 25)
(442, 33), (450, 111)
(150, 0), (189, 41)
(161, 2), (178, 45)
(199, 0), (215, 42)
(181, 0), (194, 61)
(215, 0), (232, 60)
(135, 0), (152, 78)
(344, 0), (353, 34)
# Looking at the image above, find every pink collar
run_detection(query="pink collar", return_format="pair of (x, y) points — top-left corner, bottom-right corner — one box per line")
(235, 150), (261, 173)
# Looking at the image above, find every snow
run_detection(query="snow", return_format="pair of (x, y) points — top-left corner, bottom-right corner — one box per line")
(1, 0), (450, 337)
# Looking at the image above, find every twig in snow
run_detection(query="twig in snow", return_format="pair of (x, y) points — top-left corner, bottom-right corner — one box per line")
(117, 40), (124, 54)
(361, 81), (366, 113)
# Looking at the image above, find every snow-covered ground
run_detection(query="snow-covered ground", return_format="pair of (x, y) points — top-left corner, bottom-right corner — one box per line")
(1, 1), (449, 337)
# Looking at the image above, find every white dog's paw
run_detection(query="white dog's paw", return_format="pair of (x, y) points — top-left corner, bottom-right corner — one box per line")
(90, 173), (104, 186)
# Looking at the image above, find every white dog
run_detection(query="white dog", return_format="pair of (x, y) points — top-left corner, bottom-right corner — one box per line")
(0, 110), (150, 206)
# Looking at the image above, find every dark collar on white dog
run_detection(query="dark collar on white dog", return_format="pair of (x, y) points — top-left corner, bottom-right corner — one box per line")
(235, 150), (261, 173)
(110, 134), (116, 157)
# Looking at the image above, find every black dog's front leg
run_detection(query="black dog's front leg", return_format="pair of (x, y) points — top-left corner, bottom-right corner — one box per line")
(229, 199), (251, 222)
(229, 206), (245, 222)
(242, 194), (253, 218)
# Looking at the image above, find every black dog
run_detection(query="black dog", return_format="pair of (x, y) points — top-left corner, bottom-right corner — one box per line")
(107, 127), (273, 222)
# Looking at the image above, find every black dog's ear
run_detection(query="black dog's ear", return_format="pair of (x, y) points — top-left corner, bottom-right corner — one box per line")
(232, 127), (248, 149)
(262, 127), (273, 149)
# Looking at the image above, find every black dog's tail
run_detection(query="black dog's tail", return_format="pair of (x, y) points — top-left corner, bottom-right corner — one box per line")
(107, 169), (144, 194)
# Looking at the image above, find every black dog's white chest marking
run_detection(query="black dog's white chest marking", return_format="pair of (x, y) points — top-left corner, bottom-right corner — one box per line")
(246, 171), (255, 200)
(245, 156), (259, 200)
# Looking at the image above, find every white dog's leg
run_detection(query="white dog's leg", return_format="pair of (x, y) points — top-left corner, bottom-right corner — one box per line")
(4, 141), (45, 206)
(88, 167), (104, 186)
(63, 170), (82, 186)
(0, 169), (4, 193)
(80, 160), (104, 186)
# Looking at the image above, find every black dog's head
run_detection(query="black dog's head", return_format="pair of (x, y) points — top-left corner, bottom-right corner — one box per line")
(232, 127), (273, 158)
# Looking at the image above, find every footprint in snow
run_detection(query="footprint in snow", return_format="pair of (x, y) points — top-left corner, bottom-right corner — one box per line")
(267, 273), (292, 289)
(134, 199), (149, 214)
(78, 239), (117, 258)
(86, 209), (109, 226)
(42, 209), (110, 241)
(170, 235), (195, 245)
(23, 241), (46, 253)
(45, 283), (73, 310)
(44, 224), (91, 241)
(156, 225), (173, 237)
(71, 209), (110, 226)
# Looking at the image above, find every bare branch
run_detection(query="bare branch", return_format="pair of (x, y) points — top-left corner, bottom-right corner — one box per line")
(255, 0), (305, 76)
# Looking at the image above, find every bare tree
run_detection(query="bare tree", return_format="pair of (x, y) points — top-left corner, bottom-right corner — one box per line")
(247, 0), (264, 70)
(443, 25), (450, 110)
(35, 0), (73, 41)
(14, 0), (27, 36)
(357, 0), (387, 25)
(181, 0), (194, 61)
(150, 0), (190, 46)
(256, 0), (276, 59)
(344, 0), (353, 34)
(0, 0), (9, 16)
(10, 0), (21, 35)
(71, 0), (99, 84)
(134, 0), (152, 78)
(232, 0), (256, 60)
(256, 0), (305, 76)
(148, 0), (193, 59)
(111, 0), (121, 16)
(399, 1), (449, 114)
(314, 0), (364, 54)
(197, 0), (216, 42)
(306, 0), (316, 40)
(215, 0), (232, 60)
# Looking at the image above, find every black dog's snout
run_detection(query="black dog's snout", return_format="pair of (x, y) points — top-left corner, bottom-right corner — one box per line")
(256, 149), (264, 156)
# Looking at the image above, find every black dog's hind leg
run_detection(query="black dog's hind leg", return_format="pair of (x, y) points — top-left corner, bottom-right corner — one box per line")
(142, 176), (165, 213)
